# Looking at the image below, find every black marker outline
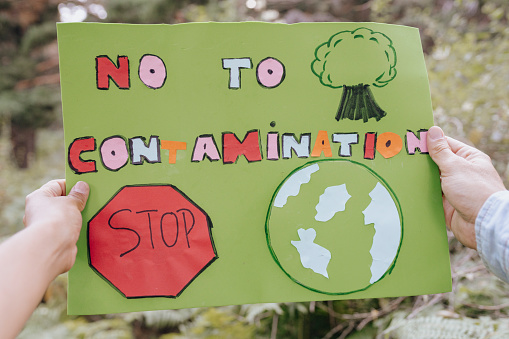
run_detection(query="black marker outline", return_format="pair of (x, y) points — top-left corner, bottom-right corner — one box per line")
(331, 132), (359, 157)
(87, 184), (218, 299)
(67, 136), (97, 175)
(96, 55), (130, 90)
(99, 135), (129, 171)
(282, 133), (311, 159)
(138, 54), (167, 90)
(129, 135), (161, 165)
(256, 57), (286, 89)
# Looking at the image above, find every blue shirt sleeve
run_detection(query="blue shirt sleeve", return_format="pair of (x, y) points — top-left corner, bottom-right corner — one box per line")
(476, 190), (509, 283)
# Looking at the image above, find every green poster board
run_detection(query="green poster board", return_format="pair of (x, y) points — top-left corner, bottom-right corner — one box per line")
(57, 22), (451, 315)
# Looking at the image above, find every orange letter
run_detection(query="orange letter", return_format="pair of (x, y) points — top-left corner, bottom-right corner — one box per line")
(376, 132), (403, 159)
(311, 130), (332, 158)
(161, 140), (187, 164)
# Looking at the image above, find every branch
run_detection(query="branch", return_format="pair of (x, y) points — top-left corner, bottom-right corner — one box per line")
(462, 302), (509, 311)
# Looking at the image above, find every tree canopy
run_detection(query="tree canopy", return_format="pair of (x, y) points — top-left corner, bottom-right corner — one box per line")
(311, 27), (397, 89)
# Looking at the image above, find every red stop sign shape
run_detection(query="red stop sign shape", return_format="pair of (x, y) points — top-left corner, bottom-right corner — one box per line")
(88, 185), (217, 298)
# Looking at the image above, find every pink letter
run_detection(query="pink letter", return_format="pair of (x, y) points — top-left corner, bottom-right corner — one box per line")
(267, 132), (279, 160)
(256, 57), (285, 88)
(100, 136), (129, 171)
(138, 54), (166, 89)
(406, 130), (429, 155)
(192, 135), (221, 162)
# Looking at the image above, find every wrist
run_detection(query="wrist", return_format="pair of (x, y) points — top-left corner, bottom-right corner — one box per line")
(27, 221), (69, 280)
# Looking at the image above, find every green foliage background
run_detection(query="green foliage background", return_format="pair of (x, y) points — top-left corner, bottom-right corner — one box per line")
(1, 0), (508, 338)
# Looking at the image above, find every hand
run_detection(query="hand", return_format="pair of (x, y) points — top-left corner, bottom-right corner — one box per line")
(23, 179), (89, 276)
(427, 126), (506, 249)
(0, 180), (89, 339)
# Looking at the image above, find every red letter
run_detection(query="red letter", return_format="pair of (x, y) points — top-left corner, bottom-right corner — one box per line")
(364, 133), (376, 160)
(222, 130), (262, 164)
(96, 55), (130, 90)
(68, 137), (97, 174)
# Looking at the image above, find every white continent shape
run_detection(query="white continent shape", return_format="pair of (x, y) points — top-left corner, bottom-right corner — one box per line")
(363, 182), (401, 284)
(315, 184), (351, 222)
(291, 228), (331, 278)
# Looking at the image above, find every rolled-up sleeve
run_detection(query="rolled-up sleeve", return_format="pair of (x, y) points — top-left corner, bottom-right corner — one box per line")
(476, 190), (509, 283)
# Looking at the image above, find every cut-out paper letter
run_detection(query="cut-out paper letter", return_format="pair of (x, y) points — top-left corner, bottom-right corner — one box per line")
(364, 133), (376, 160)
(315, 184), (351, 222)
(161, 140), (187, 164)
(282, 133), (311, 159)
(363, 182), (401, 284)
(138, 54), (167, 89)
(406, 130), (429, 155)
(267, 132), (279, 160)
(310, 130), (333, 158)
(256, 57), (285, 88)
(376, 132), (403, 159)
(191, 135), (221, 162)
(96, 55), (130, 90)
(100, 136), (129, 171)
(68, 137), (97, 174)
(222, 130), (262, 164)
(222, 58), (252, 89)
(291, 228), (331, 278)
(332, 133), (359, 157)
(129, 136), (161, 165)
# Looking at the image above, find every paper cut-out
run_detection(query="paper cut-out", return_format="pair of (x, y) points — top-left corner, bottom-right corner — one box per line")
(100, 136), (129, 171)
(273, 163), (319, 208)
(332, 133), (359, 157)
(282, 133), (311, 159)
(161, 140), (187, 164)
(192, 135), (221, 162)
(88, 185), (217, 298)
(315, 184), (351, 222)
(376, 132), (403, 159)
(406, 130), (429, 155)
(96, 55), (130, 90)
(256, 57), (285, 88)
(59, 22), (451, 315)
(138, 54), (167, 89)
(267, 159), (403, 295)
(267, 132), (280, 160)
(222, 130), (262, 164)
(363, 182), (401, 284)
(311, 27), (397, 122)
(222, 58), (252, 89)
(291, 228), (331, 278)
(310, 130), (333, 158)
(363, 133), (377, 160)
(68, 137), (97, 174)
(130, 136), (161, 165)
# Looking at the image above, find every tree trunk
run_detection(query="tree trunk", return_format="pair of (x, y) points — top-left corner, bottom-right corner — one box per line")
(336, 84), (387, 122)
(10, 123), (36, 169)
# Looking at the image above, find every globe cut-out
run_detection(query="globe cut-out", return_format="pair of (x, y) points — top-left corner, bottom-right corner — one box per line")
(265, 159), (403, 295)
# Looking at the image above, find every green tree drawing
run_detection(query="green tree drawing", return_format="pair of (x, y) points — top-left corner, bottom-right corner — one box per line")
(311, 27), (397, 122)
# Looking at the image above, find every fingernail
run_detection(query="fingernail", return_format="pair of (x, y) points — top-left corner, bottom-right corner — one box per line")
(428, 127), (444, 141)
(72, 181), (89, 194)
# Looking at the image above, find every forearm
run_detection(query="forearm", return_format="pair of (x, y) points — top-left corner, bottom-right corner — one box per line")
(476, 190), (509, 283)
(0, 224), (61, 339)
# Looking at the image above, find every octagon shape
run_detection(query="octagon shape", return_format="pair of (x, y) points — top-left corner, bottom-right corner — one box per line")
(88, 185), (217, 298)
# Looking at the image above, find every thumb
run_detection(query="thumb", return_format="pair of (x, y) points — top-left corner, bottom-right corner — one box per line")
(427, 126), (455, 171)
(68, 181), (90, 212)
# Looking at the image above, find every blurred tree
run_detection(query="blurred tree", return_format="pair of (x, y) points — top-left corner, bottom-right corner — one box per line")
(0, 0), (60, 168)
